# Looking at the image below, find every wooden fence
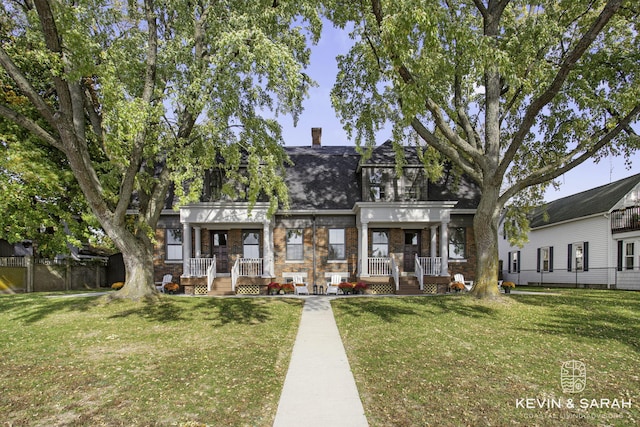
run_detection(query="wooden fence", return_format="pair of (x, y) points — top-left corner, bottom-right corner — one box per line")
(0, 256), (107, 293)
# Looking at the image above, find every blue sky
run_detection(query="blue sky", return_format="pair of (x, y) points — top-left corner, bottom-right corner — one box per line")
(278, 23), (637, 203)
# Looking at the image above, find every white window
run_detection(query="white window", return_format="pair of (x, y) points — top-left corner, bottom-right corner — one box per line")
(575, 243), (584, 271)
(243, 231), (260, 258)
(449, 227), (466, 260)
(510, 251), (519, 273)
(371, 231), (389, 257)
(286, 229), (303, 261)
(539, 246), (553, 272)
(166, 229), (183, 260)
(328, 229), (345, 260)
(626, 242), (635, 270)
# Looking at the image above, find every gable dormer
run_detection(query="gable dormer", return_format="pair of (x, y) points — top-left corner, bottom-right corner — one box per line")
(360, 141), (428, 202)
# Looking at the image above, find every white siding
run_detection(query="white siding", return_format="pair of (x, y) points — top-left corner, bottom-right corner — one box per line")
(500, 214), (615, 287)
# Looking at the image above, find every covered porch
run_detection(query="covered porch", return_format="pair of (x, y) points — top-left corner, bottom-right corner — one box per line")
(354, 201), (457, 292)
(180, 202), (275, 293)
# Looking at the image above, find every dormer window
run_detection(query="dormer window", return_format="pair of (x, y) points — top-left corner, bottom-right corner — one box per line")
(363, 167), (426, 202)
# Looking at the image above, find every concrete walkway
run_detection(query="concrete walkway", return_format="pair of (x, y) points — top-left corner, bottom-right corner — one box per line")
(273, 296), (368, 427)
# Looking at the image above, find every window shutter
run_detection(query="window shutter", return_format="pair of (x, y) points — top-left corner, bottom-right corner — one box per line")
(567, 244), (573, 272)
(517, 251), (521, 273)
(617, 240), (623, 271)
(583, 242), (589, 272)
(536, 248), (541, 272)
(508, 252), (512, 273)
(549, 246), (554, 272)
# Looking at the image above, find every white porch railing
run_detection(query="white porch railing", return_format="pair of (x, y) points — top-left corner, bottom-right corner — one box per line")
(231, 258), (263, 292)
(0, 257), (27, 267)
(207, 256), (217, 292)
(417, 257), (442, 276)
(390, 256), (400, 291)
(368, 257), (391, 276)
(188, 257), (216, 277)
(415, 254), (424, 290)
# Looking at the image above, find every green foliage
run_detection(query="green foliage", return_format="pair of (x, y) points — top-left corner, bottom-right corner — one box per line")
(326, 0), (639, 281)
(0, 1), (321, 280)
(327, 0), (639, 205)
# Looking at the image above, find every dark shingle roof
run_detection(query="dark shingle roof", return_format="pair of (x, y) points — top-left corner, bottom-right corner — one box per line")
(284, 146), (361, 210)
(283, 144), (481, 210)
(530, 173), (640, 228)
(363, 140), (421, 165)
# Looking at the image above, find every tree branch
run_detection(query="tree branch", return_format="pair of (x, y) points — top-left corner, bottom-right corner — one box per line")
(499, 0), (624, 177)
(0, 104), (61, 150)
(0, 47), (57, 128)
(114, 0), (159, 224)
(499, 102), (640, 204)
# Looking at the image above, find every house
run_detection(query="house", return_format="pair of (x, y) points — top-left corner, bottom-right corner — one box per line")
(153, 128), (481, 295)
(499, 173), (640, 290)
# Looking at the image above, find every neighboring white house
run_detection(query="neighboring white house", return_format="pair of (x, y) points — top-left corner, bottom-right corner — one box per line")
(499, 173), (640, 290)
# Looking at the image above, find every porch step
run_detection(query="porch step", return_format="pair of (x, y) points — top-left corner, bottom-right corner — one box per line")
(208, 277), (234, 296)
(395, 276), (421, 295)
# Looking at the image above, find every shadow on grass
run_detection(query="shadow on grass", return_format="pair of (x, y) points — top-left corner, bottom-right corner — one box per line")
(194, 298), (277, 326)
(332, 294), (499, 323)
(514, 291), (640, 352)
(0, 294), (100, 324)
(0, 293), (299, 328)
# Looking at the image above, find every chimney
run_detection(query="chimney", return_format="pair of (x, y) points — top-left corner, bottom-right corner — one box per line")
(311, 127), (322, 147)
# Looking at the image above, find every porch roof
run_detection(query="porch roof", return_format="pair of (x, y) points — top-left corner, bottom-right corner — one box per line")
(354, 201), (457, 226)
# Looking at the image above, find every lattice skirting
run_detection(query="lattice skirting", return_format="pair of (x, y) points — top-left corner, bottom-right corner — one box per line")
(423, 283), (438, 294)
(368, 283), (393, 295)
(194, 284), (208, 295)
(236, 284), (261, 295)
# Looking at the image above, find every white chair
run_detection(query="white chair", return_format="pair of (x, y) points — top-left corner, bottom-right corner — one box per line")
(156, 274), (172, 293)
(326, 274), (342, 295)
(292, 275), (310, 295)
(454, 273), (474, 292)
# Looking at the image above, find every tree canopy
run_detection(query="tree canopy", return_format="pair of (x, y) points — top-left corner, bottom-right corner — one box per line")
(0, 0), (322, 298)
(327, 0), (640, 297)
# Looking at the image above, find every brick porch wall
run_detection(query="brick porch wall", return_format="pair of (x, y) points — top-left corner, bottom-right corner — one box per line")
(273, 225), (359, 285)
(153, 228), (183, 284)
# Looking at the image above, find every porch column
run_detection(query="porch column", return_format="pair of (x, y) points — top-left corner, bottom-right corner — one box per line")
(182, 222), (192, 277)
(194, 226), (201, 258)
(263, 220), (274, 278)
(430, 225), (438, 258)
(439, 220), (449, 277)
(359, 220), (369, 277)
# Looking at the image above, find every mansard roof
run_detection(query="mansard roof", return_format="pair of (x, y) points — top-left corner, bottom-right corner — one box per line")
(530, 172), (640, 228)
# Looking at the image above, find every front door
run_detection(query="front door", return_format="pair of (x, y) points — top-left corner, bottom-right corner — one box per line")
(404, 230), (420, 271)
(210, 231), (228, 273)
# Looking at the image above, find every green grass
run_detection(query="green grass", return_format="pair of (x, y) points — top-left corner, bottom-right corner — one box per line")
(332, 290), (640, 427)
(0, 293), (303, 426)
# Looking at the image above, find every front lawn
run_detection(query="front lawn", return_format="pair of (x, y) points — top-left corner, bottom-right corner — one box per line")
(332, 290), (640, 426)
(0, 294), (303, 426)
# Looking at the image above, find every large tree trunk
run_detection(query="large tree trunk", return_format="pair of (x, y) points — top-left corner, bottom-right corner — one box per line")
(109, 233), (158, 300)
(470, 186), (502, 299)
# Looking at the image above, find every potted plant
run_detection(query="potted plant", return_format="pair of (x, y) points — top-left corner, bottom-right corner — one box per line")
(164, 282), (179, 294)
(501, 281), (516, 294)
(354, 282), (368, 294)
(449, 281), (465, 292)
(280, 283), (295, 294)
(111, 282), (124, 291)
(338, 282), (355, 295)
(267, 282), (281, 295)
